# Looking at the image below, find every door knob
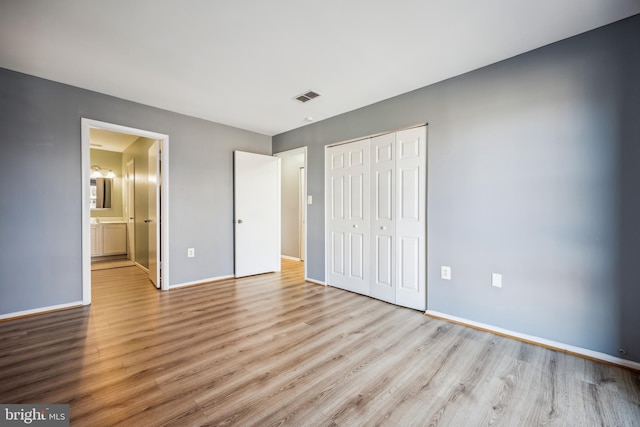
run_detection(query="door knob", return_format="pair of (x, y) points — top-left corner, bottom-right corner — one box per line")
(144, 219), (152, 223)
(238, 219), (243, 224)
(380, 226), (386, 230)
(353, 224), (358, 228)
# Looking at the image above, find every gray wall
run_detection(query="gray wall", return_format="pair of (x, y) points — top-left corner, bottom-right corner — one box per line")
(273, 15), (640, 362)
(0, 68), (271, 314)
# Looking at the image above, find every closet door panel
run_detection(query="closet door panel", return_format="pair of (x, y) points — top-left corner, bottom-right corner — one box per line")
(331, 231), (345, 276)
(349, 173), (365, 220)
(399, 237), (420, 291)
(330, 176), (345, 220)
(326, 140), (370, 295)
(395, 127), (427, 311)
(376, 169), (393, 220)
(370, 133), (396, 304)
(399, 167), (419, 221)
(350, 232), (365, 280)
(375, 235), (393, 287)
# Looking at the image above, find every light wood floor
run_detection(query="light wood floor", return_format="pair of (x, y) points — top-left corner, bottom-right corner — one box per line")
(91, 258), (136, 271)
(1, 259), (638, 426)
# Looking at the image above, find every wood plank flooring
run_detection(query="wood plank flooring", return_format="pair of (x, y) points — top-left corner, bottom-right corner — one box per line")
(1, 259), (639, 426)
(91, 258), (136, 270)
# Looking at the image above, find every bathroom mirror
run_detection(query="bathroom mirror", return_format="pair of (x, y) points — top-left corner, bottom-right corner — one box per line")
(90, 178), (113, 209)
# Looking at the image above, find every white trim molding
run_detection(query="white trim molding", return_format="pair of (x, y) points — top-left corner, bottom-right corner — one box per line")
(281, 255), (301, 262)
(0, 302), (83, 321)
(135, 263), (150, 273)
(425, 310), (640, 371)
(305, 277), (326, 286)
(169, 275), (235, 289)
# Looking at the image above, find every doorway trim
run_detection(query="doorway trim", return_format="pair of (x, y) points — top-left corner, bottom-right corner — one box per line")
(125, 159), (136, 263)
(273, 146), (308, 281)
(81, 118), (170, 304)
(299, 166), (305, 262)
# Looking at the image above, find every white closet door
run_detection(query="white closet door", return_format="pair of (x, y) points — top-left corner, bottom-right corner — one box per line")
(370, 132), (396, 304)
(395, 127), (427, 310)
(326, 140), (370, 295)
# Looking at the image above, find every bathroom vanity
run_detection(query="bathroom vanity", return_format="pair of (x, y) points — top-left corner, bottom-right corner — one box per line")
(91, 220), (127, 257)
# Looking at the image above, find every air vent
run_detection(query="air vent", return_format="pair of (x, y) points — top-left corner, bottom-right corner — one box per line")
(294, 90), (321, 103)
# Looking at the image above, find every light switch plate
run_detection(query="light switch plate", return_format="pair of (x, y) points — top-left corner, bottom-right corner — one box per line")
(187, 248), (195, 258)
(492, 273), (502, 288)
(307, 195), (313, 205)
(441, 266), (451, 280)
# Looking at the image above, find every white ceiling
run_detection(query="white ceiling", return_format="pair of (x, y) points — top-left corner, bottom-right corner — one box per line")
(1, 1), (638, 136)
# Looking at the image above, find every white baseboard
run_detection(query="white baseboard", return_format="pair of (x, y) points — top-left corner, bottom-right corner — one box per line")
(281, 255), (301, 261)
(0, 301), (83, 321)
(169, 275), (234, 289)
(425, 310), (640, 371)
(305, 277), (326, 286)
(135, 262), (149, 273)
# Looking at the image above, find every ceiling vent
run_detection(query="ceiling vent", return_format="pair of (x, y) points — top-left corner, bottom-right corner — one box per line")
(295, 90), (321, 103)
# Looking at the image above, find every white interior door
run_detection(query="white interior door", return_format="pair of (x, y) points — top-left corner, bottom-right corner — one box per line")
(234, 151), (281, 277)
(326, 140), (370, 295)
(148, 141), (160, 288)
(370, 132), (396, 304)
(395, 127), (426, 310)
(126, 159), (135, 262)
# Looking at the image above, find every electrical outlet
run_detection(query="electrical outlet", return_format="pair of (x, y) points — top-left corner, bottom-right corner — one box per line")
(441, 266), (451, 280)
(492, 273), (502, 288)
(187, 248), (195, 258)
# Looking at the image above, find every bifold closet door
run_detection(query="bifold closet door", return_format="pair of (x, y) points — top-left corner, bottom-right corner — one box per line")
(394, 127), (426, 311)
(370, 132), (396, 304)
(369, 126), (426, 310)
(326, 126), (426, 310)
(326, 140), (370, 295)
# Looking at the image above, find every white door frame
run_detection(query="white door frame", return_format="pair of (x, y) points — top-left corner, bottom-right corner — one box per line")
(299, 166), (305, 261)
(81, 118), (170, 304)
(125, 159), (136, 263)
(274, 146), (308, 280)
(148, 141), (161, 288)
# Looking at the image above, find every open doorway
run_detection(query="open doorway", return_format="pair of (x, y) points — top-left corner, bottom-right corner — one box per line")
(274, 147), (307, 279)
(88, 130), (137, 272)
(81, 119), (170, 305)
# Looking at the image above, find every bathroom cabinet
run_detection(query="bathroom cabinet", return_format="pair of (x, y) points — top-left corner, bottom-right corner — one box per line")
(91, 222), (127, 257)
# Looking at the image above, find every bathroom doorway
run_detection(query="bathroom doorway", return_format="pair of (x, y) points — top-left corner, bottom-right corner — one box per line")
(81, 119), (170, 305)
